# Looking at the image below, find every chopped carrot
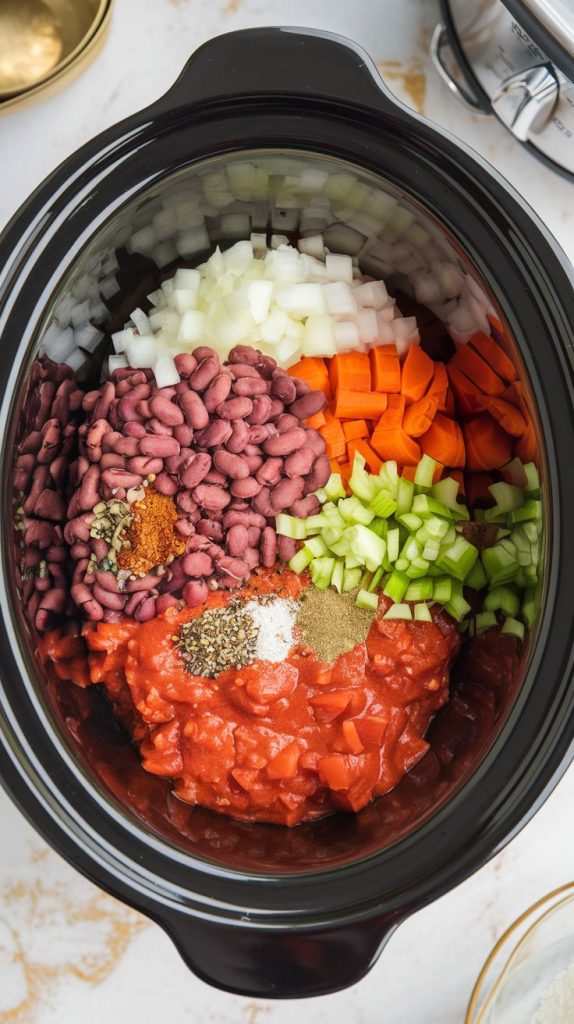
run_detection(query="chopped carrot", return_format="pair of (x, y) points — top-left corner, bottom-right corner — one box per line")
(370, 428), (421, 465)
(329, 352), (371, 395)
(403, 394), (439, 437)
(420, 414), (465, 468)
(401, 465), (417, 482)
(401, 344), (434, 404)
(375, 394), (406, 430)
(318, 754), (351, 790)
(288, 356), (332, 399)
(463, 415), (513, 471)
(486, 313), (508, 342)
(306, 410), (326, 430)
(355, 715), (388, 746)
(426, 362), (449, 411)
(469, 331), (517, 382)
(342, 719), (364, 755)
(369, 345), (401, 392)
(334, 389), (388, 420)
(311, 691), (353, 722)
(338, 461), (353, 485)
(502, 380), (528, 413)
(465, 472), (494, 506)
(266, 742), (300, 780)
(446, 364), (483, 419)
(449, 469), (465, 495)
(444, 388), (456, 417)
(342, 419), (369, 441)
(319, 409), (346, 459)
(515, 420), (538, 462)
(347, 439), (383, 473)
(450, 345), (505, 396)
(330, 458), (343, 476)
(401, 462), (443, 483)
(479, 397), (527, 437)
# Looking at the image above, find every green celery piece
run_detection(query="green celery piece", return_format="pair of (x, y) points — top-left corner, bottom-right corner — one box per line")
(289, 547), (313, 574)
(495, 528), (512, 540)
(349, 452), (381, 503)
(433, 577), (453, 604)
(314, 487), (327, 505)
(441, 524), (457, 547)
(531, 542), (540, 568)
(342, 567), (363, 592)
(276, 514), (306, 539)
(361, 569), (374, 590)
(378, 460), (399, 498)
(444, 590), (472, 622)
(517, 550), (532, 567)
(345, 524), (387, 573)
(345, 554), (363, 569)
(523, 564), (538, 583)
(396, 476), (415, 516)
(383, 570), (410, 603)
(339, 496), (375, 526)
(383, 603), (412, 621)
(487, 481), (525, 513)
(322, 507), (346, 530)
(501, 616), (525, 640)
(387, 528), (400, 564)
(368, 567), (386, 592)
(523, 521), (540, 544)
(369, 519), (388, 539)
(356, 588), (378, 611)
(412, 493), (456, 520)
(484, 586), (520, 617)
(414, 454), (438, 490)
(431, 476), (468, 521)
(403, 536), (422, 561)
(310, 556), (335, 589)
(405, 578), (434, 601)
(435, 535), (478, 581)
(304, 536), (328, 559)
(465, 560), (487, 591)
(414, 602), (432, 622)
(331, 559), (344, 594)
(405, 557), (431, 579)
(322, 525), (344, 549)
(324, 473), (347, 501)
(475, 610), (497, 634)
(510, 500), (542, 524)
(369, 489), (397, 519)
(522, 587), (538, 628)
(510, 527), (531, 552)
(481, 543), (519, 585)
(398, 513), (423, 532)
(501, 456), (526, 487)
(304, 514), (328, 534)
(523, 462), (540, 496)
(395, 557), (409, 572)
(484, 506), (512, 525)
(499, 537), (518, 557)
(422, 538), (441, 562)
(326, 533), (351, 558)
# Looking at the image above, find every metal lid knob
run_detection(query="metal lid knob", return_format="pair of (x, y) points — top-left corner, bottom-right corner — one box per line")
(491, 63), (559, 140)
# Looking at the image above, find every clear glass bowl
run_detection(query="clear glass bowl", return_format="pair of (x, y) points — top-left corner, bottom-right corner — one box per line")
(466, 883), (574, 1023)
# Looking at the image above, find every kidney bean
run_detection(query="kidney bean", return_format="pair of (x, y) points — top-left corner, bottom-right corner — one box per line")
(102, 468), (142, 491)
(182, 579), (208, 608)
(38, 587), (67, 616)
(114, 436), (139, 457)
(179, 391), (209, 430)
(192, 483), (231, 511)
(24, 521), (55, 549)
(86, 418), (111, 449)
(260, 526), (277, 567)
(293, 378), (311, 398)
(231, 477), (261, 499)
(92, 380), (116, 421)
(194, 520), (221, 542)
(290, 494), (321, 518)
(175, 518), (196, 538)
(195, 419), (232, 448)
(217, 556), (249, 588)
(217, 396), (253, 420)
(147, 417), (173, 437)
(118, 384), (149, 422)
(190, 357), (220, 392)
(71, 582), (93, 606)
(285, 447), (315, 478)
(170, 424), (193, 450)
(227, 346), (258, 365)
(305, 454), (330, 492)
(35, 489), (65, 522)
(174, 353), (198, 377)
(213, 449), (249, 480)
(245, 455), (263, 475)
(304, 428), (327, 456)
(84, 599), (105, 621)
(124, 574), (161, 593)
(277, 536), (297, 563)
(14, 453), (35, 492)
(177, 489), (201, 514)
(124, 421), (146, 438)
(46, 542), (67, 563)
(232, 377), (269, 397)
(263, 427), (307, 457)
(226, 524), (249, 557)
(247, 425), (273, 445)
(182, 552), (213, 577)
(179, 452), (212, 489)
(128, 456), (163, 476)
(225, 420), (250, 454)
(203, 469), (227, 486)
(243, 546), (260, 570)
(256, 458), (282, 486)
(156, 594), (179, 613)
(183, 536), (208, 554)
(145, 472), (174, 498)
(247, 396), (272, 425)
(70, 542), (90, 560)
(48, 456), (67, 489)
(100, 452), (126, 470)
(36, 421), (61, 465)
(92, 539), (109, 563)
(227, 362), (260, 379)
(224, 509), (266, 530)
(251, 486), (275, 517)
(271, 374), (297, 404)
(101, 431), (122, 453)
(129, 371), (149, 386)
(203, 373), (233, 413)
(271, 477), (304, 510)
(207, 542), (225, 562)
(78, 465), (101, 511)
(33, 382), (56, 430)
(148, 394), (183, 426)
(268, 398), (284, 420)
(64, 515), (91, 544)
(81, 389), (100, 414)
(115, 380), (132, 397)
(241, 527), (258, 548)
(289, 391), (327, 419)
(92, 583), (125, 611)
(20, 431), (42, 456)
(138, 434), (179, 458)
(124, 591), (147, 617)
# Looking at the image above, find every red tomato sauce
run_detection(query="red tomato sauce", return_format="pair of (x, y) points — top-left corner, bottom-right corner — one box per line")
(42, 569), (461, 826)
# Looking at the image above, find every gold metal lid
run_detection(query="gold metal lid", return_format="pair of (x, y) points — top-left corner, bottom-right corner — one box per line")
(0, 0), (113, 114)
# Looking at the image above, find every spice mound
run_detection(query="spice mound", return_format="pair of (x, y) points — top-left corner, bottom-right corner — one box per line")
(118, 488), (184, 577)
(297, 587), (375, 662)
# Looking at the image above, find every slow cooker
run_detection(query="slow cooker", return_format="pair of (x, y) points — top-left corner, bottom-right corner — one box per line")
(434, 0), (574, 178)
(1, 26), (574, 999)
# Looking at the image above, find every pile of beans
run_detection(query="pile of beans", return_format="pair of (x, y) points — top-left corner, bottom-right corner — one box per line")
(13, 359), (85, 632)
(63, 344), (329, 623)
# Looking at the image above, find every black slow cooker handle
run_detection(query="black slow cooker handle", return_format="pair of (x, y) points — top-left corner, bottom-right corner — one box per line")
(150, 26), (403, 117)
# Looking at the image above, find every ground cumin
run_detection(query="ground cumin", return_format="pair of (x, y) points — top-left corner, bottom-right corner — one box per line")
(296, 588), (375, 662)
(117, 488), (184, 576)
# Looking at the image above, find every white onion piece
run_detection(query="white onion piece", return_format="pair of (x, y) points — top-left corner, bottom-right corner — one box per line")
(325, 253), (353, 283)
(131, 307), (151, 335)
(297, 234), (325, 260)
(324, 223), (365, 256)
(251, 232), (268, 258)
(154, 354), (180, 388)
(394, 316), (419, 342)
(75, 323), (103, 353)
(109, 354), (128, 372)
(303, 315), (337, 356)
(64, 348), (87, 371)
(43, 325), (76, 362)
(126, 335), (157, 368)
(271, 234), (289, 250)
(376, 317), (395, 344)
(248, 280), (273, 324)
(357, 307), (378, 345)
(323, 281), (357, 317)
(334, 320), (361, 350)
(354, 280), (389, 309)
(274, 283), (327, 318)
(112, 328), (135, 354)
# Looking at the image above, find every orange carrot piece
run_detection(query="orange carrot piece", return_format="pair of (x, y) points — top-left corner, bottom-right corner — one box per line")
(450, 345), (505, 396)
(515, 420), (538, 463)
(449, 469), (465, 495)
(342, 719), (364, 755)
(342, 419), (370, 441)
(469, 330), (517, 382)
(502, 380), (528, 412)
(333, 389), (388, 420)
(446, 364), (483, 419)
(479, 397), (527, 437)
(347, 439), (383, 474)
(401, 344), (434, 404)
(465, 472), (494, 506)
(306, 410), (326, 430)
(403, 394), (439, 438)
(444, 387), (456, 418)
(401, 465), (417, 482)
(487, 313), (508, 341)
(266, 741), (300, 780)
(329, 352), (371, 395)
(312, 692), (353, 723)
(463, 415), (513, 471)
(420, 414), (465, 468)
(338, 461), (353, 485)
(318, 754), (351, 790)
(426, 362), (449, 411)
(402, 462), (443, 483)
(369, 345), (401, 393)
(370, 428), (421, 464)
(289, 357), (332, 399)
(319, 409), (346, 459)
(355, 715), (388, 746)
(375, 394), (406, 431)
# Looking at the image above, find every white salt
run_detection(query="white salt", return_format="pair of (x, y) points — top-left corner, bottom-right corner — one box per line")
(531, 961), (574, 1023)
(244, 598), (297, 663)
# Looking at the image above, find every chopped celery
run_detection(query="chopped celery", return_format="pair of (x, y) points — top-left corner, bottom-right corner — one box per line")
(395, 557), (409, 572)
(465, 560), (487, 591)
(524, 462), (540, 496)
(361, 569), (374, 590)
(383, 603), (412, 621)
(304, 514), (328, 534)
(369, 490), (397, 519)
(289, 547), (313, 574)
(474, 610), (497, 634)
(422, 539), (441, 562)
(349, 452), (381, 503)
(356, 589), (378, 611)
(481, 543), (519, 585)
(422, 516), (451, 540)
(442, 524), (457, 547)
(345, 524), (387, 572)
(310, 556), (335, 589)
(304, 536), (328, 558)
(387, 528), (400, 564)
(314, 487), (328, 505)
(403, 536), (422, 562)
(378, 460), (399, 497)
(405, 578), (433, 601)
(435, 535), (478, 581)
(501, 456), (527, 488)
(483, 506), (513, 525)
(433, 577), (453, 604)
(396, 477), (414, 516)
(444, 590), (472, 622)
(501, 616), (525, 640)
(324, 473), (347, 501)
(383, 570), (410, 603)
(276, 514), (306, 539)
(405, 557), (431, 579)
(510, 500), (542, 524)
(523, 564), (538, 583)
(339, 496), (375, 525)
(331, 559), (344, 594)
(369, 518), (388, 539)
(345, 554), (363, 569)
(414, 602), (432, 622)
(327, 534), (351, 557)
(397, 513), (423, 532)
(522, 587), (538, 628)
(523, 521), (540, 544)
(342, 567), (363, 592)
(368, 567), (385, 592)
(484, 585), (519, 617)
(412, 494), (455, 520)
(321, 525), (344, 549)
(487, 482), (524, 513)
(414, 454), (438, 490)
(431, 476), (469, 519)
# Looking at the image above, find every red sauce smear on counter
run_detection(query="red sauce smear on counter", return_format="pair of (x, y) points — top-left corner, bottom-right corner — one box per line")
(42, 568), (461, 826)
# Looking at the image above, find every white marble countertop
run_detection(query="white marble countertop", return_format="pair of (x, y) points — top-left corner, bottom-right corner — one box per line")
(1, 1), (573, 1021)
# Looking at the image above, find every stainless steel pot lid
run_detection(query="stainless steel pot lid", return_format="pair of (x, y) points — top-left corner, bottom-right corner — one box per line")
(433, 0), (574, 178)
